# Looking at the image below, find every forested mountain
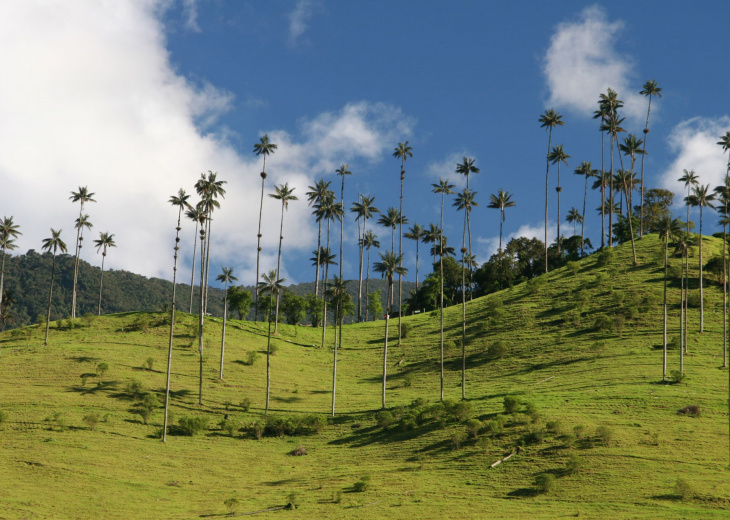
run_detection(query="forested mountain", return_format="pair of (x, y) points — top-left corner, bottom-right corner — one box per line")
(0, 250), (416, 329)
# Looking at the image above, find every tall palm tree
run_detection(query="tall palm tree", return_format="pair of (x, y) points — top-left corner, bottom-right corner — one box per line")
(614, 168), (638, 265)
(394, 142), (413, 347)
(93, 232), (116, 316)
(0, 216), (21, 318)
(258, 270), (284, 414)
(186, 204), (205, 313)
(566, 208), (583, 237)
(673, 231), (691, 367)
(195, 171), (226, 314)
(193, 207), (208, 405)
(454, 188), (477, 400)
(548, 145), (570, 254)
(659, 217), (682, 381)
(539, 110), (564, 270)
(686, 184), (716, 332)
(327, 275), (348, 416)
(69, 187), (96, 318)
(268, 183), (298, 333)
(378, 207), (404, 255)
(351, 195), (379, 321)
(639, 80), (662, 237)
(455, 157), (480, 294)
(404, 223), (425, 295)
(620, 134), (645, 261)
(253, 134), (278, 321)
(422, 222), (440, 265)
(361, 231), (380, 321)
(335, 164), (352, 340)
(599, 89), (625, 249)
(163, 188), (190, 443)
(41, 229), (67, 345)
(720, 132), (730, 467)
(593, 102), (610, 249)
(574, 162), (596, 255)
(319, 198), (343, 348)
(432, 178), (453, 402)
(217, 267), (238, 380)
(306, 179), (333, 301)
(70, 214), (93, 314)
(373, 251), (407, 409)
(487, 189), (515, 251)
(678, 169), (699, 337)
(715, 182), (730, 369)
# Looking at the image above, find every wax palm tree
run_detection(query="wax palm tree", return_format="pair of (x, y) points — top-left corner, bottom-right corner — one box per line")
(195, 171), (226, 314)
(361, 231), (380, 321)
(185, 204), (205, 313)
(455, 157), (480, 293)
(404, 223), (425, 294)
(306, 179), (334, 300)
(319, 198), (343, 348)
(431, 234), (455, 259)
(41, 229), (67, 345)
(163, 188), (190, 443)
(566, 208), (583, 237)
(373, 251), (407, 409)
(422, 222), (440, 265)
(639, 80), (662, 236)
(327, 275), (348, 416)
(93, 232), (116, 316)
(454, 188), (477, 400)
(351, 194), (379, 321)
(335, 165), (352, 283)
(614, 168), (638, 265)
(69, 187), (96, 318)
(216, 267), (238, 380)
(658, 217), (683, 381)
(673, 231), (692, 365)
(686, 184), (716, 332)
(599, 90), (625, 248)
(593, 102), (611, 249)
(574, 162), (596, 255)
(268, 182), (297, 333)
(719, 133), (730, 377)
(191, 207), (208, 405)
(258, 269), (284, 414)
(70, 214), (93, 314)
(254, 134), (278, 321)
(394, 142), (413, 346)
(0, 216), (21, 317)
(715, 182), (730, 368)
(488, 189), (515, 251)
(548, 145), (570, 254)
(679, 170), (699, 326)
(539, 109), (564, 270)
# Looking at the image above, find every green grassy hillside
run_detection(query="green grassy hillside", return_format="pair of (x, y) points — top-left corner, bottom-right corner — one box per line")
(2, 235), (730, 519)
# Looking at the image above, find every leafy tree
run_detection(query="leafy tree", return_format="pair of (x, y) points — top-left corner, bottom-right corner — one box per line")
(253, 134), (277, 320)
(280, 290), (306, 325)
(367, 289), (383, 320)
(226, 286), (252, 320)
(216, 267), (237, 380)
(566, 207), (583, 237)
(69, 186), (96, 318)
(539, 109), (564, 271)
(306, 292), (324, 326)
(41, 229), (68, 345)
(258, 270), (284, 414)
(268, 182), (298, 333)
(640, 189), (674, 233)
(639, 80), (662, 236)
(93, 231), (116, 316)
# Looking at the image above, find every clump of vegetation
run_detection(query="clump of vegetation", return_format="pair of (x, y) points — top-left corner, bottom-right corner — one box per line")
(223, 497), (239, 514)
(401, 323), (411, 338)
(450, 431), (467, 450)
(83, 413), (100, 431)
(96, 362), (109, 378)
(80, 372), (96, 386)
(178, 416), (209, 436)
(144, 357), (154, 370)
(0, 410), (8, 425)
(674, 478), (693, 501)
(249, 414), (327, 439)
(595, 425), (614, 446)
(503, 396), (520, 415)
(45, 411), (65, 431)
(125, 380), (143, 399)
(465, 418), (481, 439)
(677, 405), (701, 417)
(526, 276), (547, 295)
(353, 475), (371, 492)
(534, 473), (555, 494)
(487, 341), (507, 360)
(219, 418), (238, 437)
(566, 260), (579, 275)
(670, 370), (685, 384)
(239, 398), (251, 412)
(290, 446), (307, 456)
(593, 314), (612, 332)
(132, 393), (159, 425)
(565, 453), (583, 475)
(596, 248), (614, 267)
(245, 350), (259, 366)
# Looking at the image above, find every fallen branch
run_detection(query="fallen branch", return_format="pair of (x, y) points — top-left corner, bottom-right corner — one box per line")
(536, 376), (554, 385)
(490, 451), (517, 468)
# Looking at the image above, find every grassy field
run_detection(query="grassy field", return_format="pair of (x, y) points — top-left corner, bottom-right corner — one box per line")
(2, 235), (730, 519)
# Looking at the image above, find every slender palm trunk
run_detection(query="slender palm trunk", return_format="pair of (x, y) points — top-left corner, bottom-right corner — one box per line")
(663, 235), (668, 382)
(600, 132), (606, 248)
(609, 133), (614, 248)
(97, 252), (106, 315)
(545, 129), (552, 272)
(439, 192), (446, 402)
(220, 282), (229, 379)
(724, 219), (728, 368)
(382, 279), (393, 409)
(398, 167), (404, 346)
(314, 221), (322, 301)
(203, 218), (212, 314)
(321, 221), (331, 348)
(197, 229), (206, 406)
(332, 293), (341, 417)
(357, 217), (366, 322)
(255, 168), (266, 321)
(461, 208), (467, 401)
(700, 209), (705, 332)
(556, 163), (562, 255)
(163, 209), (183, 443)
(71, 203), (83, 319)
(0, 249), (7, 314)
(622, 181), (638, 265)
(639, 97), (653, 238)
(680, 252), (685, 374)
(274, 203), (285, 333)
(44, 253), (57, 345)
(414, 236), (420, 311)
(189, 220), (198, 313)
(365, 247), (372, 321)
(581, 173), (588, 255)
(265, 294), (273, 414)
(684, 247), (689, 353)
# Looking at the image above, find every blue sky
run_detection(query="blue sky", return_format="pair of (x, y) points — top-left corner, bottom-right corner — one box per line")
(1, 1), (729, 288)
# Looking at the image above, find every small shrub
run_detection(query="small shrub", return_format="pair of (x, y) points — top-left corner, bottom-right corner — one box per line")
(523, 401), (539, 422)
(565, 453), (583, 475)
(401, 323), (411, 338)
(686, 292), (702, 309)
(0, 410), (8, 424)
(246, 351), (258, 366)
(614, 315), (625, 337)
(332, 489), (343, 503)
(80, 373), (89, 386)
(239, 398), (251, 412)
(590, 341), (607, 357)
(223, 497), (239, 513)
(219, 419), (237, 437)
(674, 479), (693, 500)
(667, 336), (681, 351)
(465, 418), (481, 439)
(534, 473), (556, 494)
(677, 405), (701, 417)
(546, 420), (562, 436)
(503, 396), (520, 415)
(252, 419), (265, 440)
(402, 374), (413, 387)
(444, 340), (456, 351)
(83, 413), (100, 431)
(375, 410), (394, 429)
(353, 475), (370, 492)
(178, 416), (209, 436)
(483, 418), (504, 438)
(290, 446), (307, 456)
(593, 314), (612, 332)
(596, 248), (614, 267)
(573, 425), (586, 438)
(450, 432), (467, 450)
(670, 370), (685, 384)
(526, 277), (547, 295)
(595, 425), (613, 446)
(96, 362), (109, 378)
(286, 492), (300, 510)
(487, 341), (506, 360)
(125, 380), (143, 399)
(566, 261), (579, 275)
(269, 344), (279, 356)
(145, 357), (154, 371)
(450, 400), (473, 421)
(521, 428), (545, 445)
(561, 433), (576, 448)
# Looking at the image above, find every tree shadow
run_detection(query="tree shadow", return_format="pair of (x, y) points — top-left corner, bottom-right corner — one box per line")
(505, 488), (539, 498)
(68, 355), (101, 364)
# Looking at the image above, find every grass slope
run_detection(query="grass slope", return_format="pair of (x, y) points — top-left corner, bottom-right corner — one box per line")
(1, 235), (730, 519)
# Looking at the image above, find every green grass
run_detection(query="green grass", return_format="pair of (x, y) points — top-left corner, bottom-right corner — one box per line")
(2, 235), (730, 518)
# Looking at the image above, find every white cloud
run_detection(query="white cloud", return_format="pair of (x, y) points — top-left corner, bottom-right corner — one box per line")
(287, 0), (315, 47)
(425, 152), (479, 189)
(0, 1), (413, 286)
(658, 116), (730, 200)
(181, 0), (201, 32)
(476, 223), (556, 262)
(543, 5), (644, 120)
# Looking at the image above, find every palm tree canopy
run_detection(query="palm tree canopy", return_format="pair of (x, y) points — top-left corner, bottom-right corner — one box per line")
(566, 207), (583, 224)
(373, 251), (408, 283)
(360, 231), (380, 250)
(678, 169), (700, 189)
(686, 184), (717, 210)
(378, 207), (401, 229)
(640, 80), (662, 98)
(335, 164), (352, 178)
(310, 247), (337, 266)
(619, 134), (646, 159)
(306, 179), (333, 206)
(432, 177), (455, 196)
(548, 145), (570, 166)
(718, 131), (730, 153)
(455, 157), (480, 178)
(69, 186), (96, 206)
(42, 229), (68, 255)
(258, 269), (285, 295)
(404, 223), (424, 242)
(195, 171), (227, 205)
(351, 194), (380, 221)
(216, 266), (238, 285)
(574, 161), (596, 179)
(453, 189), (478, 212)
(0, 216), (22, 249)
(93, 232), (116, 254)
(269, 182), (298, 209)
(253, 134), (278, 157)
(75, 214), (93, 232)
(169, 189), (192, 211)
(488, 189), (515, 215)
(393, 142), (413, 165)
(538, 108), (565, 130)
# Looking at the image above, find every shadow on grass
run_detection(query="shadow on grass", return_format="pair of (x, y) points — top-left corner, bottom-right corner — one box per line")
(505, 488), (539, 498)
(66, 380), (120, 396)
(68, 355), (101, 364)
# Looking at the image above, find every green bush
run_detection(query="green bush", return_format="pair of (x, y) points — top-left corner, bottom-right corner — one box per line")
(465, 419), (481, 439)
(252, 419), (265, 440)
(353, 475), (371, 492)
(674, 478), (693, 500)
(246, 350), (259, 366)
(96, 362), (109, 378)
(526, 277), (547, 295)
(375, 410), (395, 429)
(566, 261), (579, 275)
(145, 357), (154, 370)
(239, 398), (251, 412)
(670, 370), (685, 384)
(593, 314), (612, 332)
(487, 341), (507, 360)
(534, 473), (555, 494)
(503, 396), (520, 415)
(595, 425), (613, 446)
(83, 413), (100, 431)
(565, 453), (583, 475)
(223, 497), (239, 513)
(125, 380), (143, 399)
(677, 405), (701, 417)
(401, 323), (411, 338)
(178, 416), (209, 436)
(596, 248), (614, 267)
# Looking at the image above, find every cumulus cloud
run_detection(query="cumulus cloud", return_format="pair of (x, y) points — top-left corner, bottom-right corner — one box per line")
(476, 223), (556, 262)
(425, 152), (479, 189)
(287, 0), (316, 46)
(0, 1), (413, 286)
(658, 116), (730, 199)
(543, 5), (644, 120)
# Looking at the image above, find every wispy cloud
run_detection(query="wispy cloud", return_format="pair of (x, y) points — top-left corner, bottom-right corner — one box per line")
(287, 0), (315, 47)
(181, 0), (201, 32)
(543, 5), (644, 120)
(425, 152), (478, 189)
